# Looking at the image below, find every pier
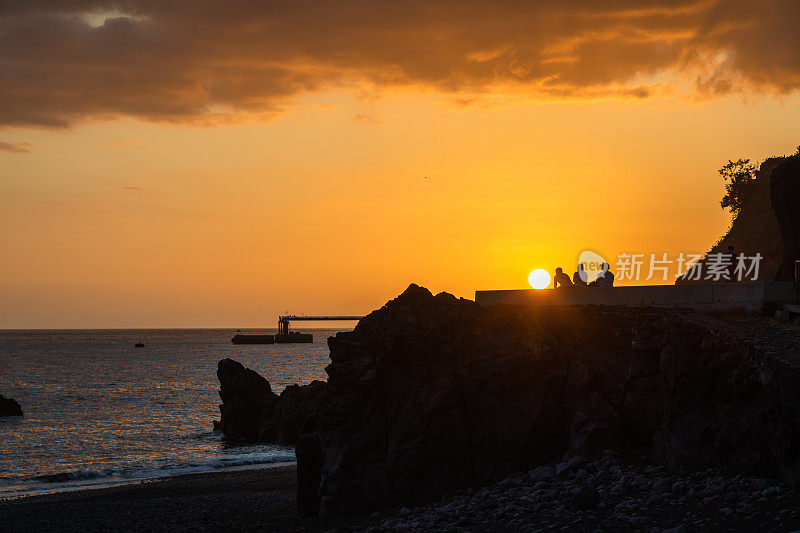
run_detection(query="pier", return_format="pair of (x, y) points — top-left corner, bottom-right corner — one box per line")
(277, 315), (364, 335)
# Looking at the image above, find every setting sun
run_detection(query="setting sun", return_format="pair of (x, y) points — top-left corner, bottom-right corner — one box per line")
(528, 269), (551, 290)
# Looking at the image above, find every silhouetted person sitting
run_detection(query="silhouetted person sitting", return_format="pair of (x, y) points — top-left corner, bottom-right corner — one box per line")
(573, 264), (587, 287)
(596, 262), (615, 287)
(554, 267), (573, 289)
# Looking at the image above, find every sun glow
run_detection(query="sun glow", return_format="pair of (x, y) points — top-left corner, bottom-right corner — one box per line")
(528, 268), (551, 290)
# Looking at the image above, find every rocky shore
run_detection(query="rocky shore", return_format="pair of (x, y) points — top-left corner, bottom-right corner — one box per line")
(364, 453), (800, 532)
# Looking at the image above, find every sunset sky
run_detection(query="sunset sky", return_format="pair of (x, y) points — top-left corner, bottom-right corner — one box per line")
(2, 1), (800, 328)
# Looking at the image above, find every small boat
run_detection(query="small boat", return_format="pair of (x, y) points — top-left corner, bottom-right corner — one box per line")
(231, 334), (275, 345)
(134, 343), (144, 348)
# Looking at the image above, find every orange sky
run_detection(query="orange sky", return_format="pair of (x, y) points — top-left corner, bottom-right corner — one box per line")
(2, 1), (800, 327)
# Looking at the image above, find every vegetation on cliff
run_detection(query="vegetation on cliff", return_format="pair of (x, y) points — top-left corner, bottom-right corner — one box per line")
(719, 158), (759, 216)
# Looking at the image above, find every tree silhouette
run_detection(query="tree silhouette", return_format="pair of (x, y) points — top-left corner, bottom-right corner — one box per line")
(719, 158), (757, 216)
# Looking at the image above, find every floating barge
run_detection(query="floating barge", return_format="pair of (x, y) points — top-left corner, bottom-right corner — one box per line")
(231, 332), (313, 344)
(275, 332), (313, 343)
(231, 334), (275, 344)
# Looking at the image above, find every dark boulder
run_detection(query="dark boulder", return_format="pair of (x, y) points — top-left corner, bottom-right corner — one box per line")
(0, 395), (23, 417)
(214, 358), (325, 445)
(771, 154), (800, 281)
(214, 358), (278, 442)
(296, 284), (800, 515)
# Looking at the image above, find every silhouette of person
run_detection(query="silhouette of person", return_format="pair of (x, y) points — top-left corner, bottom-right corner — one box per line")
(596, 262), (615, 287)
(554, 267), (573, 289)
(573, 264), (587, 287)
(726, 244), (737, 282)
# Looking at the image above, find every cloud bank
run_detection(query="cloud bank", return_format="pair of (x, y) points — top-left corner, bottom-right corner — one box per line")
(1, 0), (799, 127)
(0, 142), (33, 153)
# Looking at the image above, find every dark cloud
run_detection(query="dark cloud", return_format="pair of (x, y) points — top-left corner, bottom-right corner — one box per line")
(0, 142), (33, 153)
(1, 0), (798, 127)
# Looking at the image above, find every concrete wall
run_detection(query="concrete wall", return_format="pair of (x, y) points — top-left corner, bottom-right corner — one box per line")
(475, 281), (796, 311)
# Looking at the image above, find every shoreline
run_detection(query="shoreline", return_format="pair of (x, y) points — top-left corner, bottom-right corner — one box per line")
(0, 460), (298, 502)
(7, 455), (799, 532)
(0, 463), (375, 532)
(0, 463), (301, 531)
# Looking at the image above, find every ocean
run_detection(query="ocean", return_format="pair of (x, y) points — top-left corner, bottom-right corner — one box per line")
(0, 328), (345, 498)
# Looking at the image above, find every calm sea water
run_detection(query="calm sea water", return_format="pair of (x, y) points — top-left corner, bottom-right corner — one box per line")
(0, 328), (345, 498)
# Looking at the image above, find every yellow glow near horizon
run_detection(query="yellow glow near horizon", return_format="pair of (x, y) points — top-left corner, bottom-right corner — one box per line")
(2, 90), (800, 327)
(528, 269), (551, 290)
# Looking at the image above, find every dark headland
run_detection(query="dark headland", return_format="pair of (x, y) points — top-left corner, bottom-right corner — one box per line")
(214, 285), (800, 531)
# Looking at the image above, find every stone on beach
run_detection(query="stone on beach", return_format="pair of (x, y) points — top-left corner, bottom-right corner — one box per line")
(365, 457), (800, 532)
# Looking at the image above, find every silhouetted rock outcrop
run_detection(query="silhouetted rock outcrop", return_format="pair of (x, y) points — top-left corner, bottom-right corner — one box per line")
(214, 358), (325, 445)
(676, 152), (800, 283)
(0, 395), (23, 417)
(771, 154), (800, 280)
(676, 156), (787, 283)
(296, 284), (800, 515)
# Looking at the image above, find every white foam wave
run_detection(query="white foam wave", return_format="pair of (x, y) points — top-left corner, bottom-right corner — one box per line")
(0, 448), (296, 499)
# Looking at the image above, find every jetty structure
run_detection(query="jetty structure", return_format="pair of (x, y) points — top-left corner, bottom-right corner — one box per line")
(276, 315), (363, 343)
(231, 315), (364, 344)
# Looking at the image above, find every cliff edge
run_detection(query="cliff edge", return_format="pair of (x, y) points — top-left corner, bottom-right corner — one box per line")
(296, 284), (800, 515)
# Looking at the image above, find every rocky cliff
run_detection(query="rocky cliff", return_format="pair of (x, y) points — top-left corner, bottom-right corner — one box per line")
(214, 358), (325, 445)
(772, 155), (800, 280)
(296, 284), (800, 515)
